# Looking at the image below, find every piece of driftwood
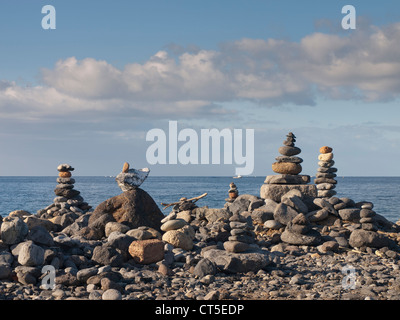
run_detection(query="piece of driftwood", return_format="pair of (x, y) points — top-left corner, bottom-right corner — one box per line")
(161, 193), (208, 210)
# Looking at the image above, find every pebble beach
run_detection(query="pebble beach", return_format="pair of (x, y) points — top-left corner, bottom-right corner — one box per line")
(1, 136), (400, 303)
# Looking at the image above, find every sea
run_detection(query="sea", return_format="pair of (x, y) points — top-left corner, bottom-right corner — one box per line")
(0, 176), (399, 222)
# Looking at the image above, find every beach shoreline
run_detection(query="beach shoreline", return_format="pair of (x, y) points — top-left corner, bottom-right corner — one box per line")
(0, 184), (400, 301)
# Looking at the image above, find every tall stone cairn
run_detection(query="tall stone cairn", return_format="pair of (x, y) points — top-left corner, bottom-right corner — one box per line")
(314, 146), (338, 198)
(260, 132), (317, 203)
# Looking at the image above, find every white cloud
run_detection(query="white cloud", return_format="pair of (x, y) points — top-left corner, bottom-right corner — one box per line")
(1, 22), (400, 122)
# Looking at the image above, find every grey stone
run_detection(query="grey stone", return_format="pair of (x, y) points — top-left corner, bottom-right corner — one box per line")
(317, 190), (337, 197)
(340, 198), (356, 207)
(315, 172), (337, 179)
(126, 228), (154, 240)
(264, 174), (309, 185)
(227, 195), (258, 215)
(17, 241), (45, 266)
(317, 240), (339, 253)
(102, 288), (122, 300)
(314, 178), (337, 185)
(306, 208), (329, 222)
(0, 217), (29, 245)
(251, 209), (273, 224)
(204, 208), (231, 223)
(263, 219), (283, 230)
(349, 229), (391, 248)
(317, 167), (338, 173)
(360, 209), (376, 218)
(275, 156), (303, 163)
(91, 244), (123, 267)
(339, 208), (361, 221)
(0, 265), (12, 280)
(273, 203), (299, 226)
(161, 219), (188, 232)
(0, 251), (14, 266)
(228, 234), (255, 244)
(278, 146), (301, 156)
(281, 191), (308, 214)
(229, 221), (251, 229)
(281, 228), (321, 246)
(223, 241), (250, 253)
(104, 222), (130, 237)
(202, 248), (271, 273)
(316, 183), (336, 190)
(260, 184), (317, 203)
(313, 198), (338, 216)
(77, 267), (98, 283)
(27, 226), (54, 247)
(318, 160), (335, 168)
(193, 258), (217, 278)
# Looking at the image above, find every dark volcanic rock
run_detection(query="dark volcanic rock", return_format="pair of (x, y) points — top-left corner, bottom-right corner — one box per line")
(89, 188), (164, 231)
(349, 229), (391, 248)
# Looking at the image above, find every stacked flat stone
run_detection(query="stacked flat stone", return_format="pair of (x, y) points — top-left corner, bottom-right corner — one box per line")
(359, 202), (379, 232)
(315, 146), (338, 198)
(260, 132), (317, 203)
(38, 164), (91, 219)
(223, 214), (255, 253)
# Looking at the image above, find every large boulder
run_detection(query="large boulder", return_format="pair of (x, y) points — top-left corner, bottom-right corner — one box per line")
(89, 188), (164, 231)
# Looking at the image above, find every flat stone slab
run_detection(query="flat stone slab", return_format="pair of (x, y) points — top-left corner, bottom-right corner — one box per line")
(264, 174), (310, 185)
(260, 184), (317, 203)
(202, 249), (271, 274)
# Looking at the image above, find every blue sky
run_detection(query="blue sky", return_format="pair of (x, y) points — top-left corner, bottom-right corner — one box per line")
(1, 0), (400, 176)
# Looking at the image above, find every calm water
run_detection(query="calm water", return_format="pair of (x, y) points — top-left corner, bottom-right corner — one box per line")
(0, 176), (399, 222)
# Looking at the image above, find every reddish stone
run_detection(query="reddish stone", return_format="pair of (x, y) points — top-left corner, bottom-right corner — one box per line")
(128, 239), (164, 264)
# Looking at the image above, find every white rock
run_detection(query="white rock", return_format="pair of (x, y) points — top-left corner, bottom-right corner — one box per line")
(115, 168), (150, 191)
(102, 289), (122, 300)
(160, 219), (187, 232)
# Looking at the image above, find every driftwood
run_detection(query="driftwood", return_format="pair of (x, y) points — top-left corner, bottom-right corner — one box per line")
(160, 193), (208, 210)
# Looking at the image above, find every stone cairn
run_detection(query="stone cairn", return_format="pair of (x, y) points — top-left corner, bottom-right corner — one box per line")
(37, 164), (91, 219)
(260, 132), (317, 204)
(314, 146), (338, 198)
(223, 214), (256, 253)
(272, 132), (303, 175)
(225, 182), (239, 203)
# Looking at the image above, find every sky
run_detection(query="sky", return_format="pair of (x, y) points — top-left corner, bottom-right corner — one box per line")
(1, 0), (400, 176)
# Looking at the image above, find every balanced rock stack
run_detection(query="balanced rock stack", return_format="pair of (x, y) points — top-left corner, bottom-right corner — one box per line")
(271, 132), (303, 175)
(223, 214), (256, 253)
(226, 182), (239, 203)
(260, 132), (317, 203)
(37, 164), (91, 219)
(315, 146), (338, 198)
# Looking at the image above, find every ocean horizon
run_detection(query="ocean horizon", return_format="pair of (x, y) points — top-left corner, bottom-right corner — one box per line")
(1, 176), (399, 223)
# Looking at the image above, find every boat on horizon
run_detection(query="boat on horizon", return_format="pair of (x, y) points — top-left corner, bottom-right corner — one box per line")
(233, 175), (242, 179)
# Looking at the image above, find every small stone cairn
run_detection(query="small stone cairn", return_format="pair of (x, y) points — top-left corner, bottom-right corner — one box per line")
(37, 164), (91, 219)
(223, 214), (256, 253)
(314, 146), (338, 198)
(225, 182), (239, 203)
